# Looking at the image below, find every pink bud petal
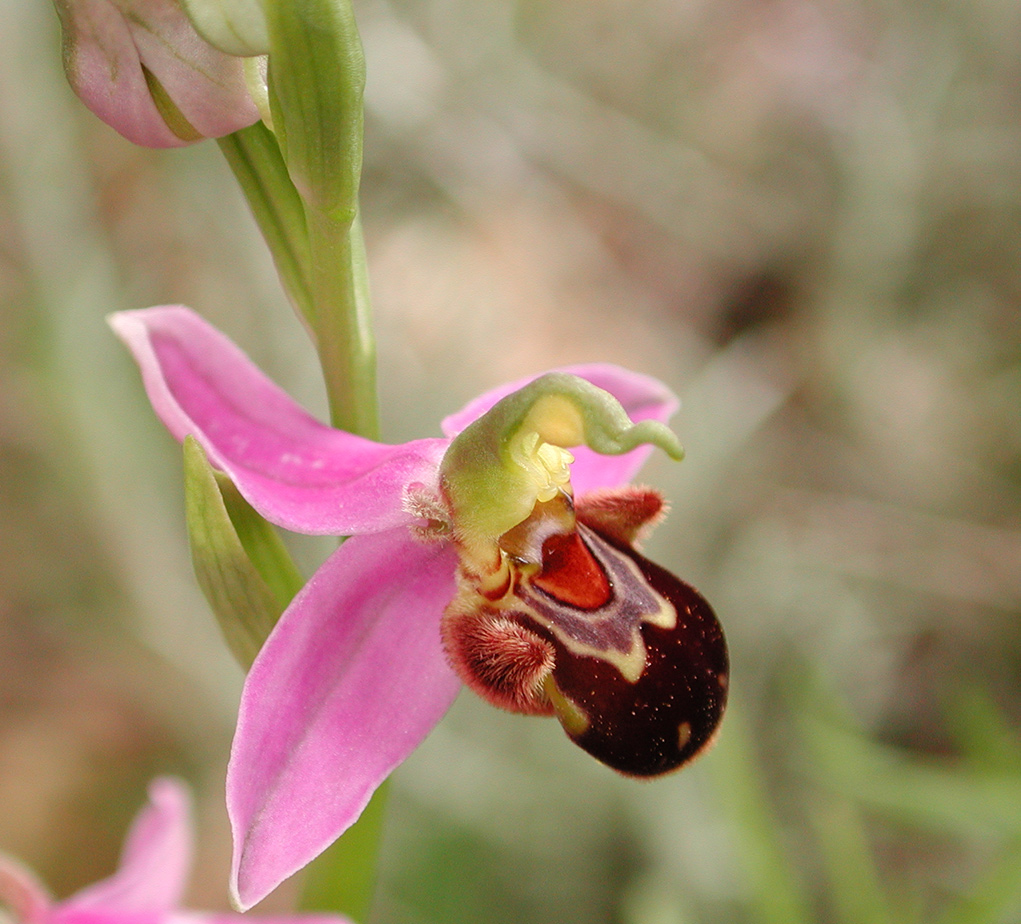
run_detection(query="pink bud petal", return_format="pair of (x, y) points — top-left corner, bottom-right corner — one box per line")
(0, 856), (52, 924)
(54, 0), (260, 147)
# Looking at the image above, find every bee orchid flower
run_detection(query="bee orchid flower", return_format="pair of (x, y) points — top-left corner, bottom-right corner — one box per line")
(0, 777), (352, 924)
(110, 306), (728, 910)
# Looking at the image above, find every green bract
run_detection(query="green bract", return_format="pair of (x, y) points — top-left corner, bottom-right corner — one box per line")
(143, 69), (204, 142)
(440, 373), (684, 552)
(183, 437), (302, 667)
(265, 0), (364, 224)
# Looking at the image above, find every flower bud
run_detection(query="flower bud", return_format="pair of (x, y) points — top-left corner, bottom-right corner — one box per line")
(53, 0), (262, 147)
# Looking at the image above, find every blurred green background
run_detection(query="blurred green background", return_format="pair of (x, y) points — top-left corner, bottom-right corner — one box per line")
(1, 0), (1020, 922)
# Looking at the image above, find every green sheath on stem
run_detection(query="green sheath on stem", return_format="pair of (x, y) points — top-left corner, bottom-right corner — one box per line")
(264, 0), (364, 223)
(265, 0), (377, 435)
(218, 122), (314, 326)
(221, 0), (378, 436)
(305, 206), (378, 438)
(183, 437), (303, 667)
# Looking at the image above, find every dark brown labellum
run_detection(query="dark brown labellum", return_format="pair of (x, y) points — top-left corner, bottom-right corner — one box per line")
(540, 526), (727, 775)
(441, 491), (728, 777)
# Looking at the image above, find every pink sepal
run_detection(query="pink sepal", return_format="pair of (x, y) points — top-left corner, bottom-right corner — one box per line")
(110, 307), (448, 536)
(227, 529), (461, 910)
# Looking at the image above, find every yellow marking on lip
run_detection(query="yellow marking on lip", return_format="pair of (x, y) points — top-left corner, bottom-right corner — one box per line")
(677, 721), (692, 751)
(513, 530), (677, 683)
(596, 635), (647, 683)
(513, 593), (652, 682)
(544, 676), (590, 736)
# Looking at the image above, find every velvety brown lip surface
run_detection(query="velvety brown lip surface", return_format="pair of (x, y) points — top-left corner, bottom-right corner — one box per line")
(527, 528), (728, 777)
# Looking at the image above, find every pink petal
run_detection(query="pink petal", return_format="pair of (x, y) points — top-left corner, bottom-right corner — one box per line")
(110, 308), (448, 535)
(227, 530), (461, 910)
(54, 0), (257, 148)
(55, 910), (161, 924)
(64, 778), (191, 914)
(0, 855), (51, 924)
(55, 0), (183, 147)
(54, 912), (353, 924)
(119, 0), (261, 140)
(441, 364), (679, 494)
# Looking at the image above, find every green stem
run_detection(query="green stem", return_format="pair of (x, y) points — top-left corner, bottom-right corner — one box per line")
(305, 206), (378, 437)
(217, 123), (314, 326)
(218, 123), (377, 437)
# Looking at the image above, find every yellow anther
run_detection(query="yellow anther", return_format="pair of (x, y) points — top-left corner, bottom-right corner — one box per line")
(511, 432), (574, 504)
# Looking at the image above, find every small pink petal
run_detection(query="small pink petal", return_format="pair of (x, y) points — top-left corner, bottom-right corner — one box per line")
(56, 910), (162, 924)
(55, 903), (355, 924)
(118, 0), (261, 140)
(110, 307), (448, 535)
(227, 530), (461, 910)
(0, 855), (52, 924)
(56, 0), (185, 147)
(441, 364), (679, 494)
(54, 0), (259, 147)
(64, 779), (191, 914)
(56, 912), (355, 924)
